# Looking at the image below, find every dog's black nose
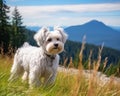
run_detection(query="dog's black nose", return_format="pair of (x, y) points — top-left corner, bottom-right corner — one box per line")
(54, 43), (58, 47)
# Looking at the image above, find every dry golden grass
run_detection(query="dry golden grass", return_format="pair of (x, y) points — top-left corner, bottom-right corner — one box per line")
(59, 37), (120, 96)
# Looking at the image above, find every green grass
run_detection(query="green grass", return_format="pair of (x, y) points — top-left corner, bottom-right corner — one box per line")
(0, 56), (120, 96)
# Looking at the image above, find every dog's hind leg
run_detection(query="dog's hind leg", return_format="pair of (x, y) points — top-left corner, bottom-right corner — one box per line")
(8, 54), (24, 82)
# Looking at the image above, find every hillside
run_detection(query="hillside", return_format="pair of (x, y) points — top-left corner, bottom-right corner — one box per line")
(65, 20), (120, 50)
(60, 40), (120, 66)
(25, 30), (120, 65)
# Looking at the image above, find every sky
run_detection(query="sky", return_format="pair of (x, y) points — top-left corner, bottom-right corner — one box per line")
(6, 0), (120, 27)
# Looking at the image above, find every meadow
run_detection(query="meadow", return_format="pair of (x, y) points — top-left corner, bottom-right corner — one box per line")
(0, 42), (120, 96)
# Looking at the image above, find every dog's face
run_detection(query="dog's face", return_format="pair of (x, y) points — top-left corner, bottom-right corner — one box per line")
(45, 32), (64, 54)
(34, 26), (68, 55)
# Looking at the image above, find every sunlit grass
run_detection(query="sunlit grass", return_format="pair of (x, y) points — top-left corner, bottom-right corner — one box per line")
(0, 55), (120, 96)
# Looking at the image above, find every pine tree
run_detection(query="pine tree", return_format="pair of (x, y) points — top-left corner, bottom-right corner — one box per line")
(11, 6), (26, 48)
(0, 0), (10, 53)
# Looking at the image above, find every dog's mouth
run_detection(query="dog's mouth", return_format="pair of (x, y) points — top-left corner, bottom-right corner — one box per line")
(50, 47), (62, 54)
(46, 45), (63, 55)
(53, 46), (58, 49)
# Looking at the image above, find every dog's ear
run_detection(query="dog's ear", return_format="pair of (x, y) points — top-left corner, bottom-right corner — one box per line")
(54, 26), (68, 43)
(34, 27), (49, 46)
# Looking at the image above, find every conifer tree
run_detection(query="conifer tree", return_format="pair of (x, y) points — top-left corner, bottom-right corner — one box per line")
(11, 6), (26, 48)
(0, 0), (10, 53)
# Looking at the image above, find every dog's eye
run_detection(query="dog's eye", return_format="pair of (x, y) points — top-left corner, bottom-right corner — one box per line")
(47, 38), (52, 42)
(57, 38), (60, 41)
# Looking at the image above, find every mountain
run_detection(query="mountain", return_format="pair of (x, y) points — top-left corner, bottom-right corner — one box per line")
(111, 26), (120, 31)
(27, 26), (67, 32)
(65, 20), (120, 50)
(26, 26), (40, 31)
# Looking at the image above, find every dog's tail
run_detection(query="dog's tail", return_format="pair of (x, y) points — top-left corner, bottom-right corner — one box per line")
(22, 42), (31, 47)
(15, 42), (31, 56)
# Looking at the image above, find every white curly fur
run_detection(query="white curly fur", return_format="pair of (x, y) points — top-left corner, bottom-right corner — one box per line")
(9, 26), (68, 88)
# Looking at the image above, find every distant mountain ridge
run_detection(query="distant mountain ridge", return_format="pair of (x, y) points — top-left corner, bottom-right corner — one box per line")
(111, 26), (120, 31)
(26, 26), (40, 31)
(27, 26), (67, 32)
(65, 20), (120, 50)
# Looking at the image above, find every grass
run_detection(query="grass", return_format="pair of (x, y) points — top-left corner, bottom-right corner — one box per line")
(0, 55), (120, 96)
(0, 38), (120, 96)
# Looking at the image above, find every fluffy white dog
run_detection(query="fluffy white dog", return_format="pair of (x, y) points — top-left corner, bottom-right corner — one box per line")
(9, 26), (68, 88)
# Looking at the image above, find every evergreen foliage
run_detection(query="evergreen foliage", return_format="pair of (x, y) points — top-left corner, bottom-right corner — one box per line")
(0, 1), (26, 53)
(10, 6), (26, 49)
(59, 40), (120, 66)
(0, 0), (10, 53)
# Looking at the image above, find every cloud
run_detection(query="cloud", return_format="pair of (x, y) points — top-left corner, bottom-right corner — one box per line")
(11, 3), (120, 13)
(10, 3), (120, 26)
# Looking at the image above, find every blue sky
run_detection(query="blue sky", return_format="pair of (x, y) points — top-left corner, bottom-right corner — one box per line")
(6, 0), (120, 26)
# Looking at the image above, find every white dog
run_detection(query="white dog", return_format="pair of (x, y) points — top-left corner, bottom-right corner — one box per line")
(9, 26), (68, 88)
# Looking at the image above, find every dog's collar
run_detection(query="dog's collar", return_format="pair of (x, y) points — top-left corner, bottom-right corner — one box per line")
(44, 53), (56, 60)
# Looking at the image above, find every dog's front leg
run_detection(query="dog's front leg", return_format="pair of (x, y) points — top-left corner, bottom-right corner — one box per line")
(22, 71), (29, 82)
(29, 70), (41, 88)
(44, 72), (56, 87)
